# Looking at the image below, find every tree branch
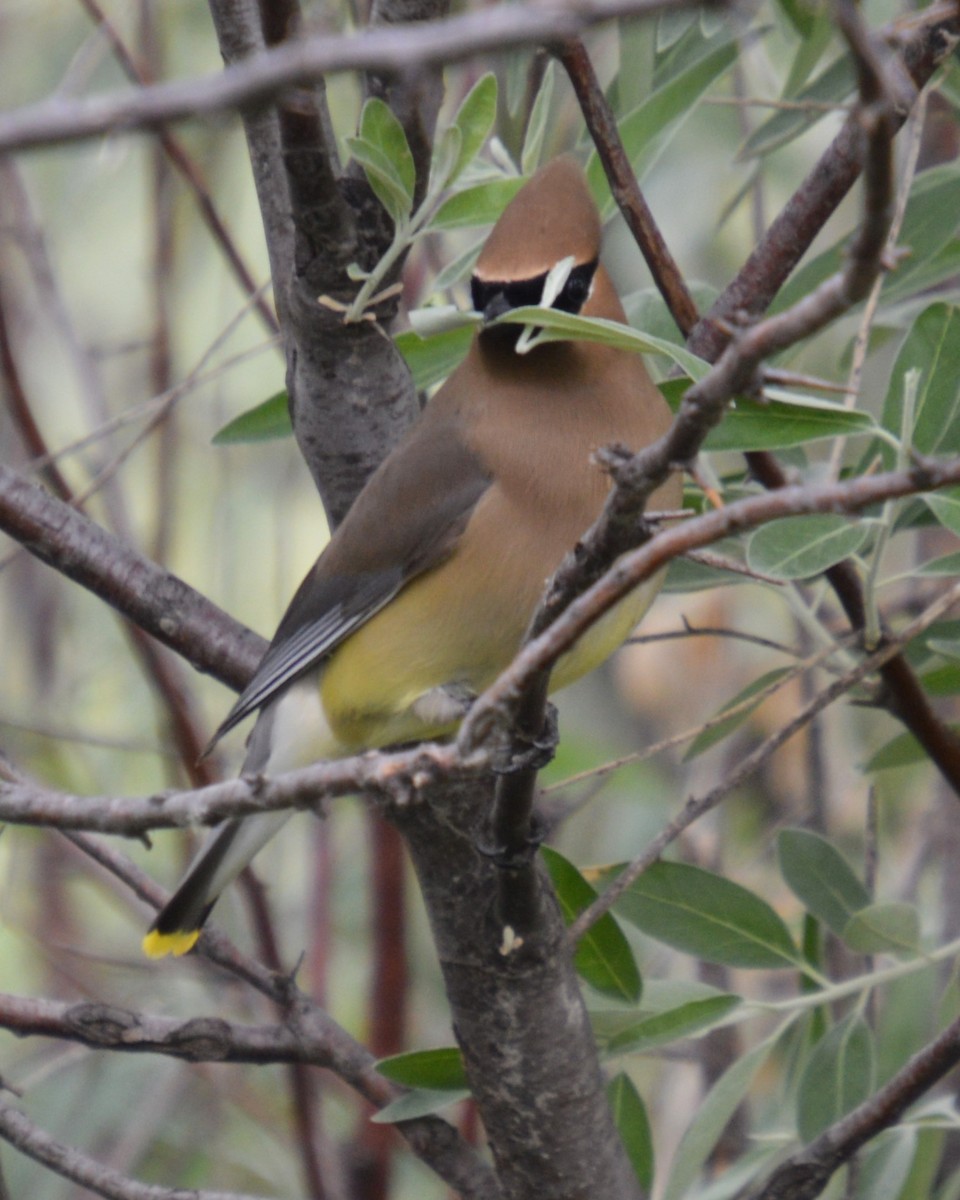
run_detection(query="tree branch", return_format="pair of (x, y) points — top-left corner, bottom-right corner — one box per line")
(0, 1097), (266, 1200)
(0, 463), (264, 692)
(0, 0), (710, 154)
(747, 1009), (960, 1200)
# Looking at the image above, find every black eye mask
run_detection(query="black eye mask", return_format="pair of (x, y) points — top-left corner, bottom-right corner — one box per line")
(471, 259), (598, 322)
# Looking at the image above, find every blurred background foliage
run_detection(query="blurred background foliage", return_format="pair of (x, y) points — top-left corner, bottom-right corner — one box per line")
(1, 0), (960, 1196)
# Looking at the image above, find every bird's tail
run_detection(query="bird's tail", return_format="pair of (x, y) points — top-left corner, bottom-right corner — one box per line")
(142, 809), (292, 958)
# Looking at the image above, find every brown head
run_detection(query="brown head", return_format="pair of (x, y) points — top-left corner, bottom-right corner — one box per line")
(470, 157), (615, 328)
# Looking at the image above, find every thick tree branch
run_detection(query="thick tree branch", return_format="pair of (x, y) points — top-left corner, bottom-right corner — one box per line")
(0, 0), (708, 154)
(0, 463), (264, 692)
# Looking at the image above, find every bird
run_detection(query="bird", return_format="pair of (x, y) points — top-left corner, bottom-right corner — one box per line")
(143, 156), (682, 958)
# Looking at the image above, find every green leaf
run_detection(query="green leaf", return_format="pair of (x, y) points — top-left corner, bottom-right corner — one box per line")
(774, 0), (819, 39)
(395, 323), (474, 390)
(742, 54), (854, 159)
(921, 662), (960, 696)
(427, 177), (526, 231)
(521, 63), (555, 175)
(774, 165), (960, 316)
(212, 391), (292, 444)
(927, 637), (960, 662)
(496, 306), (710, 380)
(542, 846), (642, 1003)
(881, 304), (960, 461)
(913, 550), (960, 578)
(357, 97), (415, 212)
(746, 514), (869, 581)
(371, 1086), (470, 1124)
(346, 135), (414, 225)
(783, 1), (835, 93)
(607, 1073), (654, 1191)
(606, 995), (742, 1056)
(656, 7), (697, 52)
(429, 126), (462, 196)
(777, 828), (870, 935)
(376, 1047), (468, 1090)
(657, 379), (876, 452)
(685, 669), (792, 760)
(707, 392), (875, 451)
(612, 861), (801, 969)
(449, 74), (498, 185)
(796, 1014), (875, 1141)
(863, 729), (931, 772)
(432, 237), (484, 293)
(663, 1034), (779, 1200)
(842, 901), (921, 956)
(923, 488), (960, 535)
(854, 1128), (918, 1200)
(586, 32), (738, 217)
(663, 539), (751, 592)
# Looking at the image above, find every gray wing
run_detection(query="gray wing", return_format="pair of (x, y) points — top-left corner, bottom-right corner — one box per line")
(209, 412), (491, 748)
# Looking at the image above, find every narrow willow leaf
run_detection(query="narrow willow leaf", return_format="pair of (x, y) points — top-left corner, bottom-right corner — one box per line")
(663, 539), (750, 592)
(923, 489), (960, 536)
(429, 126), (462, 195)
(427, 177), (526, 231)
(854, 1128), (918, 1200)
(657, 381), (875, 452)
(612, 861), (801, 969)
(864, 729), (929, 772)
(377, 1048), (468, 1090)
(496, 306), (709, 380)
(587, 33), (738, 216)
(927, 638), (960, 662)
(450, 74), (498, 184)
(395, 324), (474, 391)
(606, 995), (742, 1056)
(543, 846), (642, 1003)
(520, 62), (555, 175)
(685, 669), (792, 760)
(345, 137), (413, 225)
(774, 165), (960, 315)
(358, 97), (415, 201)
(371, 1086), (470, 1124)
(432, 237), (484, 293)
(607, 1073), (655, 1191)
(746, 514), (868, 581)
(842, 901), (921, 956)
(908, 549), (960, 578)
(783, 1), (835, 94)
(796, 1014), (875, 1141)
(777, 828), (870, 935)
(212, 391), (292, 444)
(742, 54), (853, 159)
(880, 303), (960, 460)
(774, 0), (818, 39)
(663, 1035), (778, 1200)
(656, 7), (697, 52)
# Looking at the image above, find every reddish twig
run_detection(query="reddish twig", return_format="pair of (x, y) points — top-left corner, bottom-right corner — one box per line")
(554, 37), (700, 336)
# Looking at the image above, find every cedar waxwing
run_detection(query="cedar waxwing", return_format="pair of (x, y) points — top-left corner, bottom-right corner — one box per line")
(143, 157), (681, 958)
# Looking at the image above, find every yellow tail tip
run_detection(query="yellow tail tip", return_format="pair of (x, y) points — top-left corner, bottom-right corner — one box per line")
(142, 928), (201, 959)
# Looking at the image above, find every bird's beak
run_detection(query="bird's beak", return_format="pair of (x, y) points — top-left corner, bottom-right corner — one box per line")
(482, 291), (512, 326)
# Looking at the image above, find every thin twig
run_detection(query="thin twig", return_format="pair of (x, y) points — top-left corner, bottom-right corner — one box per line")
(0, 1097), (266, 1200)
(568, 578), (960, 942)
